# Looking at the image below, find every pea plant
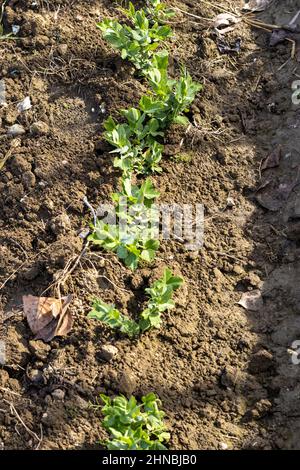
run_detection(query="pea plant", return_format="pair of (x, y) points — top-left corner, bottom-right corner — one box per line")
(145, 0), (175, 23)
(141, 51), (202, 128)
(100, 0), (201, 177)
(99, 1), (172, 74)
(104, 110), (164, 175)
(88, 177), (160, 270)
(97, 392), (170, 450)
(88, 268), (183, 337)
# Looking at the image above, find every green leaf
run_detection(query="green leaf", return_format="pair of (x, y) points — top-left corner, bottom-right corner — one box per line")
(173, 115), (190, 126)
(99, 392), (169, 450)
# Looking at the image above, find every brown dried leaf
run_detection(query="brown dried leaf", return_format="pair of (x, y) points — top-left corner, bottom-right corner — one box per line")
(213, 13), (240, 35)
(23, 294), (73, 342)
(242, 0), (273, 12)
(261, 146), (282, 171)
(256, 168), (300, 211)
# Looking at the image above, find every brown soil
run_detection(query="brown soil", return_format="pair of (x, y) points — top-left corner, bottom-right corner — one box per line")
(1, 0), (300, 450)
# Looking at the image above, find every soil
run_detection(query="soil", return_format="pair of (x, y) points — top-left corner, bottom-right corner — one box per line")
(1, 0), (300, 450)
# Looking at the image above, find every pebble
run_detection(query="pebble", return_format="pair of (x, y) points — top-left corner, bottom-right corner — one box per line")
(226, 197), (235, 208)
(0, 369), (9, 386)
(22, 170), (36, 189)
(7, 124), (26, 136)
(219, 442), (228, 450)
(30, 121), (49, 136)
(74, 395), (89, 409)
(57, 44), (68, 55)
(17, 96), (31, 112)
(116, 370), (136, 396)
(50, 213), (71, 235)
(27, 368), (43, 384)
(51, 389), (65, 400)
(99, 344), (119, 362)
(233, 265), (244, 275)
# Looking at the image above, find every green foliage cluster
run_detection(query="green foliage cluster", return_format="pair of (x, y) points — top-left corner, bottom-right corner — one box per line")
(88, 268), (183, 336)
(99, 393), (170, 450)
(88, 178), (159, 270)
(89, 0), (201, 269)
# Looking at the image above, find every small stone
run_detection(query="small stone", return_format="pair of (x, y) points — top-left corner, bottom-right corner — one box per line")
(220, 366), (238, 389)
(226, 197), (235, 208)
(45, 395), (52, 405)
(29, 340), (51, 361)
(0, 342), (5, 366)
(57, 44), (68, 55)
(249, 350), (274, 373)
(233, 265), (244, 275)
(17, 96), (31, 112)
(219, 442), (228, 450)
(50, 213), (71, 235)
(27, 368), (43, 384)
(30, 121), (49, 136)
(99, 344), (119, 362)
(74, 395), (89, 409)
(22, 170), (36, 189)
(51, 389), (65, 400)
(0, 369), (9, 386)
(249, 399), (272, 419)
(7, 124), (26, 136)
(206, 389), (217, 397)
(115, 370), (136, 396)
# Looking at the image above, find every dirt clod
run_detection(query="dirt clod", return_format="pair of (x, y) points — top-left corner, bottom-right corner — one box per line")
(99, 344), (119, 362)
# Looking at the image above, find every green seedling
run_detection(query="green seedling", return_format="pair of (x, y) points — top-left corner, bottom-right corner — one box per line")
(98, 1), (172, 73)
(142, 52), (202, 128)
(103, 53), (201, 176)
(96, 392), (170, 450)
(88, 178), (160, 270)
(139, 267), (183, 332)
(88, 269), (183, 337)
(145, 0), (175, 23)
(88, 300), (140, 338)
(104, 109), (164, 175)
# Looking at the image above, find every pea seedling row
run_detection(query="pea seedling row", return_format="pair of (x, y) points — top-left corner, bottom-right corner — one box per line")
(88, 1), (201, 449)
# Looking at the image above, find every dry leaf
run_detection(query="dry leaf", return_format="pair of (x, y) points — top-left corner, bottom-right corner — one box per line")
(261, 146), (282, 171)
(238, 290), (263, 311)
(23, 294), (73, 342)
(213, 13), (240, 35)
(242, 0), (273, 12)
(256, 168), (300, 211)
